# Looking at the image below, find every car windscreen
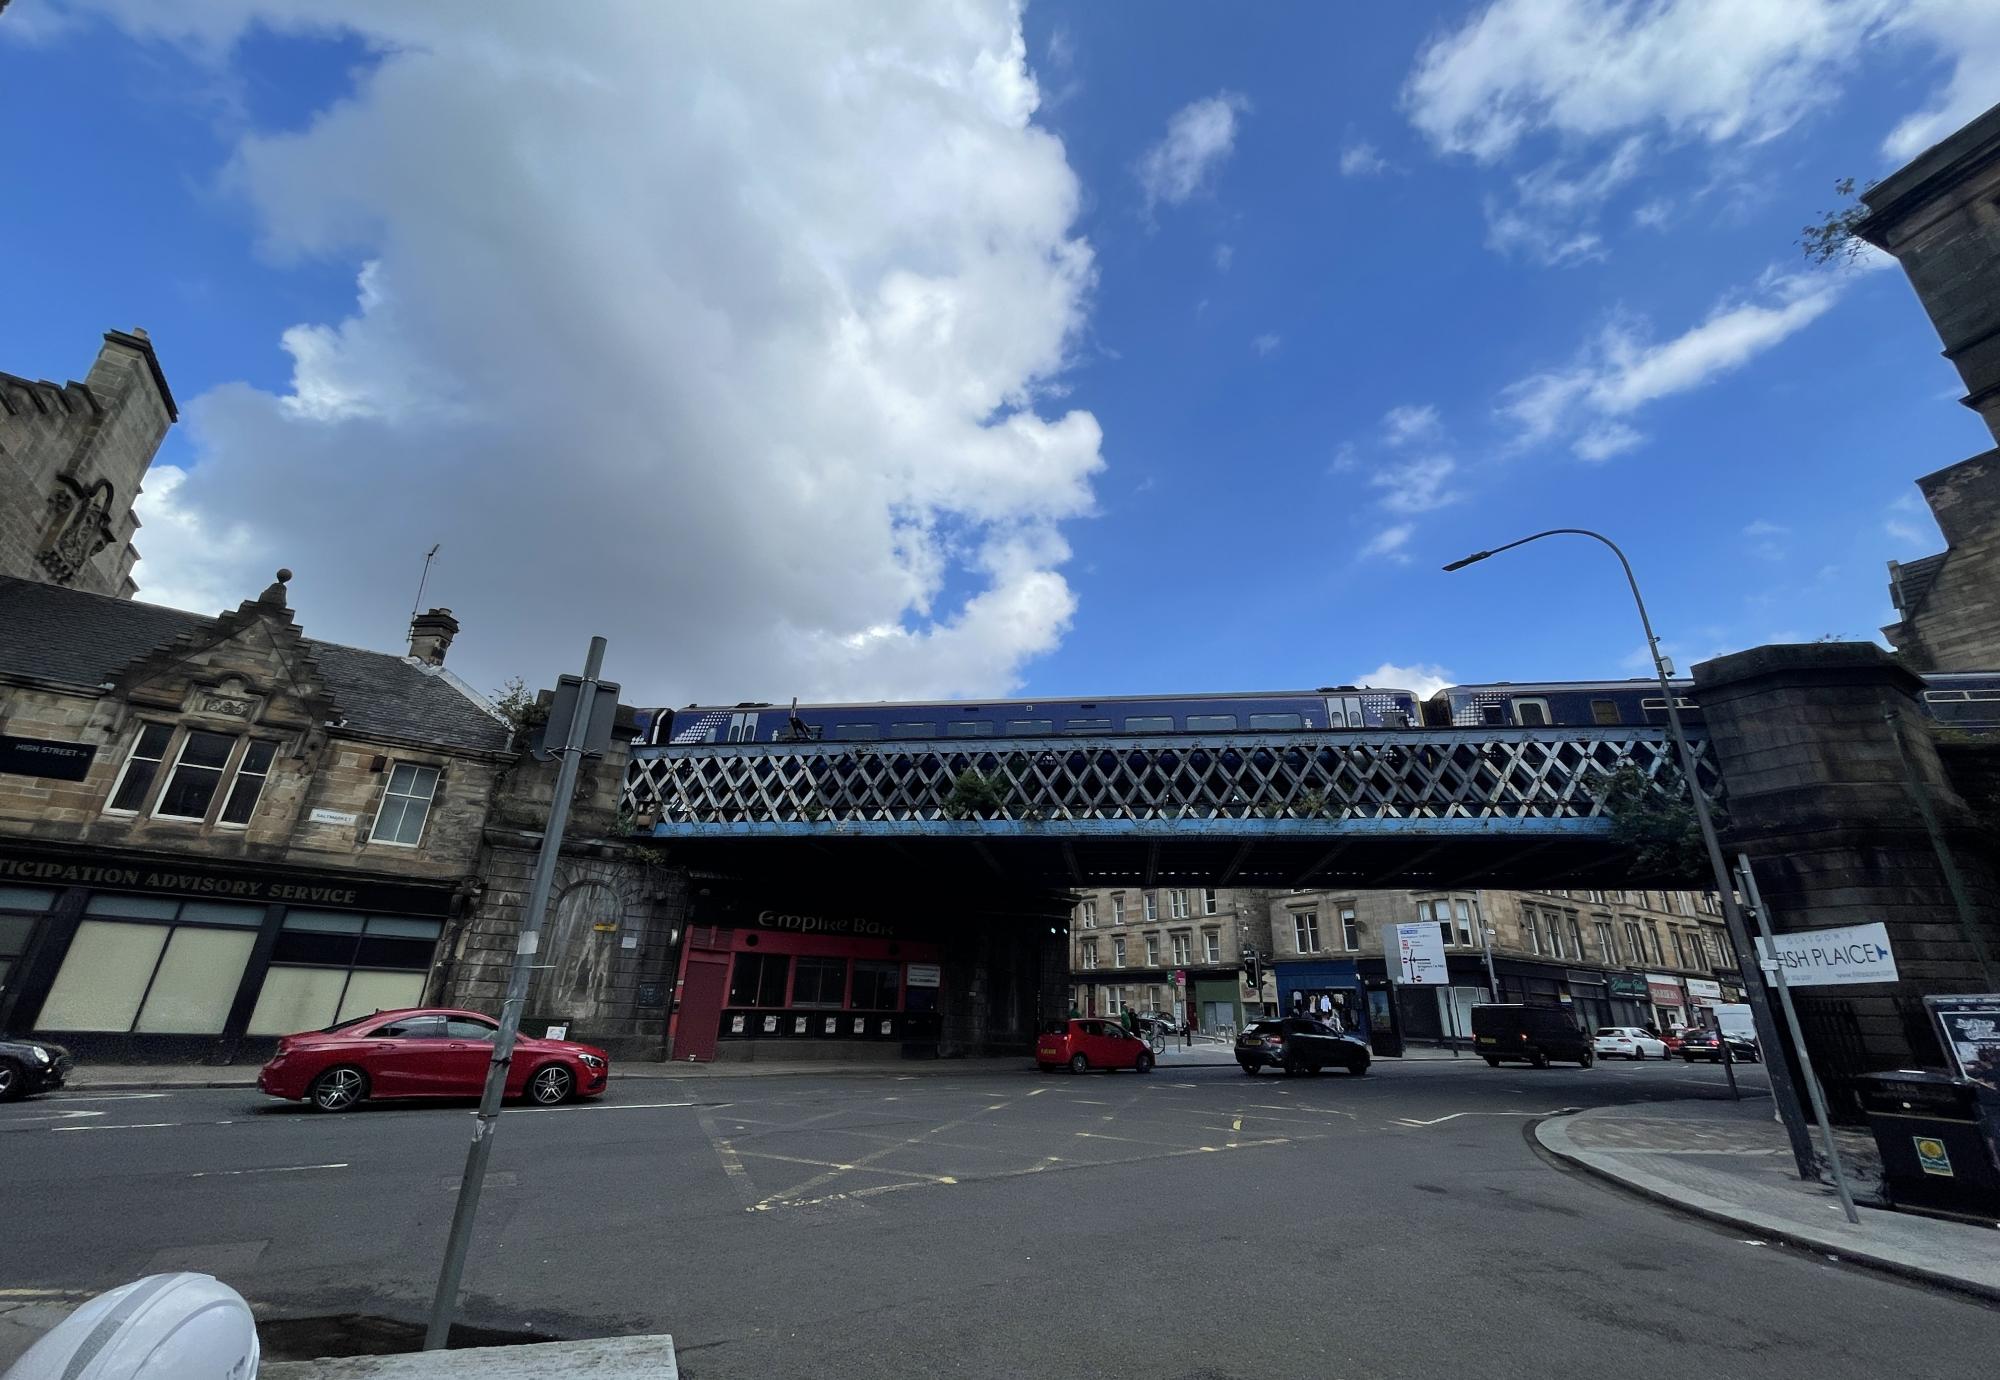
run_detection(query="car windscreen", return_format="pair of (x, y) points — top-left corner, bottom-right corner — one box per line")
(1243, 1021), (1281, 1036)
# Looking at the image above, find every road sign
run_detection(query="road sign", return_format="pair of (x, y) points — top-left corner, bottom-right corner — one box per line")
(1754, 922), (1899, 988)
(1386, 922), (1448, 986)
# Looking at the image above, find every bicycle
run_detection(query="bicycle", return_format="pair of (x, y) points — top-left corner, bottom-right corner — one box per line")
(1148, 1024), (1167, 1055)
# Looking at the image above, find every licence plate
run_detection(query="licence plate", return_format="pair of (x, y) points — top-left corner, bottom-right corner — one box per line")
(1477, 1036), (1495, 1044)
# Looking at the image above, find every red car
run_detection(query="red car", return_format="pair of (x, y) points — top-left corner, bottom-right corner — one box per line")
(257, 1007), (610, 1112)
(1037, 1018), (1154, 1074)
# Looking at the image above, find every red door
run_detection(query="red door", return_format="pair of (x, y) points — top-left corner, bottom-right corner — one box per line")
(675, 956), (729, 1062)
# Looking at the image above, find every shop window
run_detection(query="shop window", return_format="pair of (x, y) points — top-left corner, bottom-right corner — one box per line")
(0, 886), (56, 992)
(37, 898), (268, 1035)
(35, 922), (169, 1031)
(729, 951), (791, 1007)
(850, 960), (901, 1010)
(792, 956), (848, 1007)
(370, 763), (441, 847)
(132, 927), (258, 1033)
(246, 909), (441, 1035)
(106, 723), (175, 814)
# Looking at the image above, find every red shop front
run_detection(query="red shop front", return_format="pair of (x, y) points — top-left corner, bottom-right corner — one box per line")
(669, 913), (943, 1061)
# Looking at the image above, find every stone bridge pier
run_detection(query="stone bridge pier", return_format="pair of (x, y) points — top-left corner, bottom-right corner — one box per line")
(1695, 643), (2000, 1094)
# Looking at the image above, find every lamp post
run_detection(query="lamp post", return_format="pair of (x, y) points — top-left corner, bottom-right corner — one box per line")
(1443, 528), (1817, 1178)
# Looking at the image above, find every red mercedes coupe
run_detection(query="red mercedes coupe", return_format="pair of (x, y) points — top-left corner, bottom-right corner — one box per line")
(257, 1007), (609, 1111)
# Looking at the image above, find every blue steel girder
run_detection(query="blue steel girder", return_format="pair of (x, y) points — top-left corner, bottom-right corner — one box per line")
(622, 728), (1712, 838)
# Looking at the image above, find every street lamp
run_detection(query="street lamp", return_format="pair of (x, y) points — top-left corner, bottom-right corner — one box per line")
(1443, 527), (1818, 1177)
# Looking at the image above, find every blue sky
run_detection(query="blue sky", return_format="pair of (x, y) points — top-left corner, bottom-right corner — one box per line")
(5, 1), (1997, 705)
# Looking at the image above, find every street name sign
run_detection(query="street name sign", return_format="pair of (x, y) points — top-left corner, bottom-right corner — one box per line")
(1387, 921), (1448, 985)
(1755, 922), (1899, 988)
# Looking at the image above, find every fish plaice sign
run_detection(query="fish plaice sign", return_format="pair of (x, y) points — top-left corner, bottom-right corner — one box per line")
(1755, 922), (1899, 988)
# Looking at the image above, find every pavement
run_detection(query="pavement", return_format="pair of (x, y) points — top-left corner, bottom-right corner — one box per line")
(7, 1058), (1997, 1379)
(1536, 1096), (2000, 1301)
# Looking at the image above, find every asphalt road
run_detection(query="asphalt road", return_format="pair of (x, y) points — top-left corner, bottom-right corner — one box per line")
(4, 1056), (1997, 1379)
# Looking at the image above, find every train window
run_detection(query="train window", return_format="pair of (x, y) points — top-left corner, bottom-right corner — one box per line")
(1185, 714), (1238, 732)
(1924, 690), (1968, 701)
(1479, 704), (1507, 727)
(1380, 707), (1411, 728)
(1326, 709), (1346, 728)
(1513, 699), (1551, 727)
(888, 723), (934, 739)
(1249, 713), (1303, 731)
(1123, 716), (1173, 733)
(945, 721), (993, 737)
(1590, 699), (1622, 726)
(1064, 718), (1113, 734)
(830, 724), (882, 741)
(1004, 719), (1053, 736)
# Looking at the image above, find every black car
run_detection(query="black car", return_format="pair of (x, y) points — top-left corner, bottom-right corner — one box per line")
(0, 1035), (72, 1101)
(1471, 1003), (1595, 1068)
(1679, 1029), (1759, 1063)
(1237, 1017), (1370, 1076)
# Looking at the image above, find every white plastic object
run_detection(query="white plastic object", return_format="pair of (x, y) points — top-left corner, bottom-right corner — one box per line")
(3, 1273), (257, 1380)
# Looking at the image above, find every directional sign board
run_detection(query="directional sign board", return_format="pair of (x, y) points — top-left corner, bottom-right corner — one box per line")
(1386, 921), (1448, 986)
(1755, 922), (1899, 988)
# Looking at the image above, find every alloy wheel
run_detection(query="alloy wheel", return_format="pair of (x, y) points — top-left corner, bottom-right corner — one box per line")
(313, 1067), (365, 1112)
(531, 1065), (573, 1105)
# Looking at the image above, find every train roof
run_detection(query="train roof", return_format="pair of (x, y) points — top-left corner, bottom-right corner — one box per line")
(1433, 679), (1691, 696)
(663, 686), (1414, 714)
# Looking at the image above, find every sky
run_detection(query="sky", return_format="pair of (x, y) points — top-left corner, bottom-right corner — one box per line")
(5, 0), (1998, 709)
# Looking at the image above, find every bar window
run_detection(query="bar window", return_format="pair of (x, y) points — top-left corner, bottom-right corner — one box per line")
(850, 960), (901, 1010)
(153, 730), (239, 820)
(107, 723), (175, 814)
(729, 952), (790, 1007)
(791, 956), (848, 1007)
(370, 763), (440, 847)
(218, 741), (278, 827)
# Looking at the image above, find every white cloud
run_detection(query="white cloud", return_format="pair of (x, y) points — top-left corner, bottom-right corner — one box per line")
(1361, 524), (1414, 562)
(1881, 1), (2000, 160)
(1633, 197), (1674, 230)
(1354, 661), (1452, 700)
(96, 2), (1105, 703)
(1213, 242), (1234, 271)
(1743, 518), (1789, 560)
(1743, 519), (1789, 537)
(1381, 403), (1442, 447)
(1499, 269), (1845, 457)
(1483, 136), (1645, 266)
(1339, 140), (1389, 176)
(1252, 332), (1281, 357)
(1371, 454), (1459, 515)
(1137, 90), (1250, 212)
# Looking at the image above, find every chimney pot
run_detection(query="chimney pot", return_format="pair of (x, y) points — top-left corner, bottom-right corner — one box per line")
(409, 607), (460, 666)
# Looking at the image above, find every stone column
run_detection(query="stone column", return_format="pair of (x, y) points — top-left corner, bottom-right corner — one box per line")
(1693, 643), (2000, 1091)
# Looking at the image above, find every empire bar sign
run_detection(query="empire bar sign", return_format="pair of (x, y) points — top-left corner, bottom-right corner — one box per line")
(755, 909), (899, 938)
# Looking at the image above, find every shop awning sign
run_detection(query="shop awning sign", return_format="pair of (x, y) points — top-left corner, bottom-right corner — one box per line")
(1755, 923), (1899, 988)
(1386, 922), (1448, 986)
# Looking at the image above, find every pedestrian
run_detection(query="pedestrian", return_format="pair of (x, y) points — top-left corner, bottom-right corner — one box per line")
(1183, 1012), (1193, 1048)
(1121, 1007), (1136, 1036)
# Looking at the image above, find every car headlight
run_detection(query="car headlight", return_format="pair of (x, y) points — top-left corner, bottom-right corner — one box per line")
(31, 1047), (52, 1064)
(578, 1053), (605, 1069)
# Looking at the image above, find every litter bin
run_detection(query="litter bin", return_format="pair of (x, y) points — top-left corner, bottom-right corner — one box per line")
(1853, 1070), (2000, 1216)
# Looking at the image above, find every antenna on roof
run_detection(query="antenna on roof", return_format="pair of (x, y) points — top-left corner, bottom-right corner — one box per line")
(410, 544), (441, 625)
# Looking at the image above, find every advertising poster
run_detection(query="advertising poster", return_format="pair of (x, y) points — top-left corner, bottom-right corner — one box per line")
(1926, 995), (2000, 1093)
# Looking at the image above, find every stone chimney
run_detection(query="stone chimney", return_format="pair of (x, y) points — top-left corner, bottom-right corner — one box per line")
(408, 607), (460, 666)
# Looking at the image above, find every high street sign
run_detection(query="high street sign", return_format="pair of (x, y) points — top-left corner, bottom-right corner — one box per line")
(1755, 922), (1900, 988)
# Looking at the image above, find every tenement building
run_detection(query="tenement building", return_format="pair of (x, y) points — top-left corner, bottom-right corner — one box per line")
(1066, 887), (1277, 1030)
(1, 329), (175, 600)
(0, 572), (515, 1061)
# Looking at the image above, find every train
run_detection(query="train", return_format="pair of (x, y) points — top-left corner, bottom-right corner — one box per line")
(633, 671), (2000, 746)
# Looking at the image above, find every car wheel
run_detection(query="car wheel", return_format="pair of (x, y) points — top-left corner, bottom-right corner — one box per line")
(1240, 1062), (1258, 1076)
(1530, 1050), (1550, 1069)
(529, 1064), (574, 1106)
(1580, 1051), (1595, 1068)
(1135, 1052), (1154, 1074)
(1345, 1059), (1369, 1077)
(309, 1065), (368, 1113)
(1680, 1052), (1693, 1062)
(1483, 1056), (1500, 1068)
(1307, 1063), (1324, 1075)
(1069, 1053), (1089, 1074)
(0, 1058), (25, 1104)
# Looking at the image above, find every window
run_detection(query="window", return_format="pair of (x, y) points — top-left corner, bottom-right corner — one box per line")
(1113, 937), (1127, 966)
(218, 741), (277, 827)
(1524, 912), (1541, 955)
(1004, 719), (1052, 736)
(888, 722), (934, 739)
(1185, 714), (1238, 731)
(1144, 893), (1158, 922)
(830, 723), (881, 740)
(1105, 988), (1123, 1015)
(375, 1015), (446, 1039)
(1419, 899), (1450, 948)
(1170, 890), (1190, 919)
(1203, 888), (1219, 915)
(1080, 941), (1098, 970)
(444, 1016), (498, 1040)
(791, 956), (848, 1007)
(1623, 922), (1645, 965)
(1568, 917), (1585, 961)
(1065, 718), (1112, 734)
(1202, 930), (1220, 963)
(1248, 713), (1303, 731)
(1590, 699), (1622, 726)
(728, 952), (791, 1007)
(1110, 894), (1125, 925)
(1080, 899), (1097, 928)
(1144, 934), (1160, 965)
(1146, 986), (1161, 1010)
(1340, 906), (1359, 951)
(1454, 899), (1474, 948)
(153, 730), (237, 820)
(1513, 698), (1551, 727)
(1545, 913), (1564, 959)
(1171, 932), (1191, 965)
(1293, 911), (1321, 951)
(1123, 715), (1173, 733)
(1594, 921), (1615, 960)
(370, 763), (441, 847)
(944, 721), (992, 737)
(1670, 931), (1688, 968)
(850, 960), (901, 1010)
(107, 723), (174, 813)
(1645, 922), (1664, 965)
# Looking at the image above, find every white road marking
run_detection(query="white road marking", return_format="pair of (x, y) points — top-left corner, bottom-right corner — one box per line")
(1393, 1109), (1578, 1127)
(4, 1109), (105, 1123)
(1024, 1088), (1047, 1097)
(43, 1093), (170, 1102)
(51, 1121), (192, 1133)
(189, 1162), (348, 1178)
(548, 1100), (693, 1113)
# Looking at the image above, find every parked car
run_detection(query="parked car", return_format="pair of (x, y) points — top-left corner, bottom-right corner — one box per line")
(1471, 1004), (1595, 1068)
(1038, 1018), (1155, 1073)
(1134, 1011), (1182, 1036)
(1660, 1028), (1686, 1056)
(1678, 1029), (1760, 1063)
(0, 1035), (71, 1102)
(1592, 1026), (1668, 1060)
(1235, 1017), (1371, 1076)
(257, 1007), (610, 1111)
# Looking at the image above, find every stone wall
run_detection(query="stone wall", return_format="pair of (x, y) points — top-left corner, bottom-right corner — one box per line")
(1884, 452), (2000, 671)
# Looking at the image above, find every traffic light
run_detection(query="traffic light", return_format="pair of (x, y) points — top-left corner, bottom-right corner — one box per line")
(1245, 949), (1262, 994)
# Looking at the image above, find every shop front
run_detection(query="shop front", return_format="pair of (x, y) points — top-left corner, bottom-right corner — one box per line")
(0, 844), (457, 1062)
(1607, 972), (1654, 1026)
(1275, 958), (1364, 1033)
(1647, 974), (1689, 1032)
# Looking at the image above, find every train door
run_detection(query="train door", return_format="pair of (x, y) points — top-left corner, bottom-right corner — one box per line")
(1325, 695), (1367, 728)
(725, 712), (759, 742)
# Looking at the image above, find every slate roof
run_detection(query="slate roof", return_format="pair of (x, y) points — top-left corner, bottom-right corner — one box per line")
(0, 577), (513, 754)
(1891, 552), (1948, 617)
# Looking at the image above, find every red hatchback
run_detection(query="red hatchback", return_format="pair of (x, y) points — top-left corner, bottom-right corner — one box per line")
(257, 1007), (610, 1112)
(1037, 1018), (1154, 1074)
